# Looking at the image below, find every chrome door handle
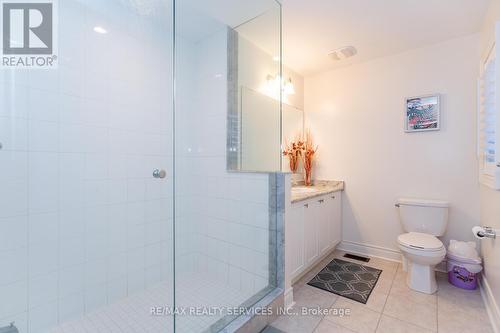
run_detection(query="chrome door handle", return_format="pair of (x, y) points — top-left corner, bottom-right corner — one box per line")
(153, 169), (166, 179)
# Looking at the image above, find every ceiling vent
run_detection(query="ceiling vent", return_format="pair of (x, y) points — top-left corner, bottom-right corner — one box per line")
(328, 46), (357, 61)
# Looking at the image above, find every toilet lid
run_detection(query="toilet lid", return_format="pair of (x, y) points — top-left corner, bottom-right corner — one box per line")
(398, 232), (444, 251)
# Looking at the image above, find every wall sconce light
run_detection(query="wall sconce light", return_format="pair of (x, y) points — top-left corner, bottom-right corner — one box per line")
(283, 77), (295, 95)
(266, 74), (295, 96)
(93, 26), (108, 34)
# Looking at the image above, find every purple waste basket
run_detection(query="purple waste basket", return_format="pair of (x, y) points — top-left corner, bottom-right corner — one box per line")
(447, 240), (482, 290)
(447, 260), (479, 290)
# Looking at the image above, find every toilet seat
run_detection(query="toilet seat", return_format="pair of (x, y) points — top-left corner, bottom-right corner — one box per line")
(398, 232), (444, 252)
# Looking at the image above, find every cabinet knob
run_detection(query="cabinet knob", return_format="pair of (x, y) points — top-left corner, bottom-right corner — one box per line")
(331, 196), (335, 199)
(319, 199), (324, 203)
(304, 203), (309, 208)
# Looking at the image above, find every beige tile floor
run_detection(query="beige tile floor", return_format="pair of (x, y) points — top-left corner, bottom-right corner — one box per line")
(270, 251), (493, 333)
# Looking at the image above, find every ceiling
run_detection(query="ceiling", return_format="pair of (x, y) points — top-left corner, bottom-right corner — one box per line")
(282, 0), (491, 76)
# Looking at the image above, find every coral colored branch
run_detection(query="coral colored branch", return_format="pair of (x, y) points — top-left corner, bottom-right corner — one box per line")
(302, 130), (318, 186)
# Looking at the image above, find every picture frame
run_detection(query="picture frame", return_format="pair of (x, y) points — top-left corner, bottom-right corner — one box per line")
(405, 94), (440, 132)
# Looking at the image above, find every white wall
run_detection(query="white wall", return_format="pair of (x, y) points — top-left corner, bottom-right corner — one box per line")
(305, 34), (481, 257)
(480, 1), (500, 329)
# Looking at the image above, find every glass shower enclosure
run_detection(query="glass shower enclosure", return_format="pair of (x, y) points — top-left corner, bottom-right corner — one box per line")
(0, 0), (282, 332)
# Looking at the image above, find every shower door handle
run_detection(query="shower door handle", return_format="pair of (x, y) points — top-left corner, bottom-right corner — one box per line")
(153, 169), (167, 179)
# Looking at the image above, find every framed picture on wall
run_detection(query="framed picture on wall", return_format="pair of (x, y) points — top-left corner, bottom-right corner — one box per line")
(405, 94), (440, 132)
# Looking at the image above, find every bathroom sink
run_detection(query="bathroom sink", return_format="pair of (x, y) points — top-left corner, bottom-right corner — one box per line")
(292, 186), (318, 193)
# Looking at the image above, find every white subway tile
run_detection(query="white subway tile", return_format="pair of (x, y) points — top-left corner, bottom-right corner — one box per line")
(108, 179), (128, 204)
(28, 89), (59, 122)
(127, 269), (145, 295)
(85, 234), (107, 262)
(84, 153), (108, 180)
(0, 83), (29, 119)
(28, 212), (58, 244)
(0, 151), (28, 183)
(0, 215), (27, 252)
(145, 266), (161, 288)
(127, 248), (145, 272)
(107, 253), (127, 281)
(83, 180), (108, 206)
(28, 271), (58, 308)
(29, 70), (59, 92)
(59, 208), (84, 239)
(58, 292), (84, 323)
(28, 300), (58, 333)
(106, 278), (127, 304)
(28, 152), (59, 213)
(85, 260), (106, 287)
(127, 179), (146, 202)
(59, 265), (84, 297)
(0, 280), (27, 319)
(0, 247), (27, 285)
(60, 235), (85, 268)
(29, 241), (58, 278)
(0, 117), (28, 151)
(84, 282), (107, 313)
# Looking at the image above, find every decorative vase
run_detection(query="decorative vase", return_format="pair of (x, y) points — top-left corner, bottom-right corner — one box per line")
(289, 157), (298, 173)
(302, 130), (317, 186)
(304, 168), (312, 186)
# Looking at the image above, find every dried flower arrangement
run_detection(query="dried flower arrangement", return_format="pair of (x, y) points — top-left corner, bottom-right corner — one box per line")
(282, 136), (304, 173)
(302, 130), (318, 186)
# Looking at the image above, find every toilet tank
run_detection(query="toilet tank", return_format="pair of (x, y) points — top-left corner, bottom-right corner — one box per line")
(396, 198), (449, 236)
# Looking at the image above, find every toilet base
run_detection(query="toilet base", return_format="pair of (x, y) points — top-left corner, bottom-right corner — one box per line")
(407, 261), (438, 294)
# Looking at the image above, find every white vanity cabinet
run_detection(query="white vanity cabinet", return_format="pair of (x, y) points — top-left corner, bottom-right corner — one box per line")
(286, 191), (342, 284)
(327, 192), (342, 251)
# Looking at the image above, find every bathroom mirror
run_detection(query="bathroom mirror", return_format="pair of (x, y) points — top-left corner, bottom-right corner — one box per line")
(227, 4), (283, 172)
(235, 87), (304, 172)
(282, 103), (305, 144)
(240, 87), (281, 171)
(282, 103), (305, 172)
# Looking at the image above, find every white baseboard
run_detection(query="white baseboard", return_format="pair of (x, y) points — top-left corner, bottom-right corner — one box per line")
(337, 240), (402, 263)
(480, 275), (500, 333)
(284, 287), (295, 310)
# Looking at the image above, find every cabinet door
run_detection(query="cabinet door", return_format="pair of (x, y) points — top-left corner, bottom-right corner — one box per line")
(317, 197), (330, 255)
(327, 193), (342, 248)
(304, 200), (319, 265)
(287, 203), (305, 278)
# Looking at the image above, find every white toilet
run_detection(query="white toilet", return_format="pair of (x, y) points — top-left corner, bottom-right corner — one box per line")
(396, 198), (449, 294)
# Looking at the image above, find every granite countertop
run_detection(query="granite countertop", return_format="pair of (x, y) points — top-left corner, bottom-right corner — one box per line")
(291, 180), (344, 203)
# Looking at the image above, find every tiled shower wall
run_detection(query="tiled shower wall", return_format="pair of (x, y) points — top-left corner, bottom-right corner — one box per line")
(175, 27), (271, 302)
(0, 1), (173, 332)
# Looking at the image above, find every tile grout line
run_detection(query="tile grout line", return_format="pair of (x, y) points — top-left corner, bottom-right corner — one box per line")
(311, 295), (340, 333)
(381, 265), (440, 333)
(436, 287), (439, 333)
(374, 262), (399, 332)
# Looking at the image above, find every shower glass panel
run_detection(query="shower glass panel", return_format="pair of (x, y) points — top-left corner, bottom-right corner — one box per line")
(0, 1), (174, 332)
(0, 0), (281, 332)
(174, 0), (282, 331)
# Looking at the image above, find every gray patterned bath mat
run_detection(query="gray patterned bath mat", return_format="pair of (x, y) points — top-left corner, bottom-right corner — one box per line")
(307, 258), (382, 304)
